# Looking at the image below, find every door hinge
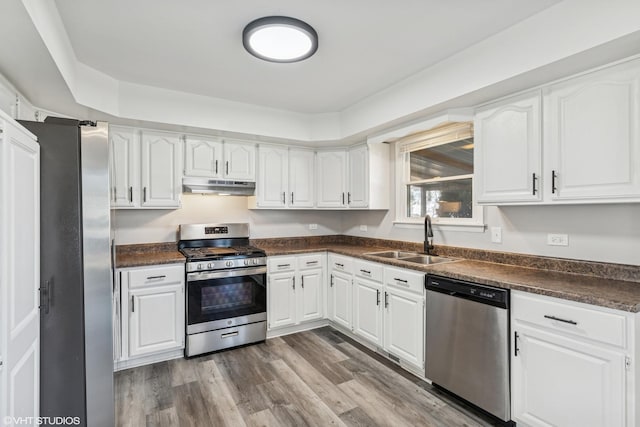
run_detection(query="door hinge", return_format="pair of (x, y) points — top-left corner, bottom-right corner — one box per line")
(626, 356), (632, 370)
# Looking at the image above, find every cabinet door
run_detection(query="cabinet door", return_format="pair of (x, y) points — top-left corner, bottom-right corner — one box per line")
(475, 92), (542, 203)
(316, 150), (347, 208)
(257, 145), (288, 208)
(268, 272), (296, 329)
(348, 145), (369, 208)
(224, 140), (256, 181)
(0, 121), (40, 422)
(109, 126), (138, 207)
(329, 271), (351, 329)
(184, 137), (223, 178)
(353, 278), (383, 347)
(299, 269), (323, 322)
(384, 288), (424, 369)
(289, 149), (315, 208)
(545, 60), (640, 200)
(140, 131), (182, 208)
(512, 323), (626, 427)
(128, 284), (184, 357)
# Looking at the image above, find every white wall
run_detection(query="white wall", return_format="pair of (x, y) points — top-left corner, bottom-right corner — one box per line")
(113, 194), (343, 245)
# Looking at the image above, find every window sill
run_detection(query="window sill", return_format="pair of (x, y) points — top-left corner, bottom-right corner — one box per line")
(393, 220), (486, 233)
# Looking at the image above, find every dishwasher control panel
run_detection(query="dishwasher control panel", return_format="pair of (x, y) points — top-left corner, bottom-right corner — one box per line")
(426, 275), (509, 308)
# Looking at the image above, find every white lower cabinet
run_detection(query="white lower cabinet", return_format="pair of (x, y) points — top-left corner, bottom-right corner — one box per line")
(353, 277), (383, 347)
(383, 267), (425, 370)
(330, 270), (353, 330)
(511, 291), (635, 427)
(267, 254), (325, 331)
(115, 263), (185, 368)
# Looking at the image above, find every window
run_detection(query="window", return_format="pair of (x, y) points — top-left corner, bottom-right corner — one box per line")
(396, 122), (483, 227)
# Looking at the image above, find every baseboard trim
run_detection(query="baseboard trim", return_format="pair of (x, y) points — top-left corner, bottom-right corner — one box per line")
(114, 348), (184, 372)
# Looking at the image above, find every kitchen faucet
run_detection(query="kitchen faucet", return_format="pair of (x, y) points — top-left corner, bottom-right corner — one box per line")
(424, 214), (435, 255)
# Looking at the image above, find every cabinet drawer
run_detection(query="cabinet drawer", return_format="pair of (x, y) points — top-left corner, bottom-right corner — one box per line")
(127, 264), (184, 289)
(329, 254), (353, 274)
(513, 292), (627, 348)
(298, 254), (324, 271)
(384, 267), (425, 295)
(268, 256), (296, 273)
(354, 259), (383, 283)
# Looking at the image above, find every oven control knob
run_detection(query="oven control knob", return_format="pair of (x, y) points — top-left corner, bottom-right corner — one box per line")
(252, 259), (258, 265)
(207, 263), (213, 269)
(225, 261), (233, 267)
(197, 263), (203, 270)
(244, 259), (250, 266)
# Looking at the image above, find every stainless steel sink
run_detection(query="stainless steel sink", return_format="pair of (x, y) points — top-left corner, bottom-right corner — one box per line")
(400, 255), (458, 265)
(364, 250), (420, 259)
(365, 250), (459, 265)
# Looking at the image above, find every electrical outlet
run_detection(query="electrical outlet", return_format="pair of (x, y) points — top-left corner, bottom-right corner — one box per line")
(309, 223), (318, 230)
(359, 225), (367, 232)
(547, 233), (569, 246)
(490, 227), (502, 243)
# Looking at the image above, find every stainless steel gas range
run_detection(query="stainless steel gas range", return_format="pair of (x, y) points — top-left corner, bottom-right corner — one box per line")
(178, 223), (267, 357)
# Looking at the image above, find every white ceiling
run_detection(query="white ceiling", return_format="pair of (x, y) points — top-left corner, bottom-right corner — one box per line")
(53, 0), (560, 114)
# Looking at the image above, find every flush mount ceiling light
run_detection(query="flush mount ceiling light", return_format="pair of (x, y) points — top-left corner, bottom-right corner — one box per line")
(243, 16), (318, 63)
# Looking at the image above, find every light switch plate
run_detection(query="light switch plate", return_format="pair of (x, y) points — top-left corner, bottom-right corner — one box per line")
(491, 227), (502, 243)
(547, 233), (569, 246)
(309, 223), (318, 230)
(359, 225), (367, 232)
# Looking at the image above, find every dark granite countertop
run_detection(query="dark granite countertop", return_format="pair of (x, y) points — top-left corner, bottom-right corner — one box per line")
(114, 237), (640, 312)
(115, 242), (185, 268)
(258, 242), (640, 313)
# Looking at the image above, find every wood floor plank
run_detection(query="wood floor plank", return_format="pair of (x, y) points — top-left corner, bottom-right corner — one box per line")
(116, 328), (499, 427)
(196, 358), (248, 427)
(145, 407), (178, 427)
(268, 359), (347, 426)
(266, 337), (358, 415)
(245, 409), (281, 427)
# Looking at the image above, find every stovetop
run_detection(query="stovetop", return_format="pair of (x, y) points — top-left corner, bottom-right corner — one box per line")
(180, 245), (265, 261)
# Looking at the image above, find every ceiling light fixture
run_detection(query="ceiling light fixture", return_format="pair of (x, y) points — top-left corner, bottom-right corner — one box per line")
(243, 16), (318, 63)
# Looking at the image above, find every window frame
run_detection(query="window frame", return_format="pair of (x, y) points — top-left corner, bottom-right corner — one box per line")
(395, 137), (485, 230)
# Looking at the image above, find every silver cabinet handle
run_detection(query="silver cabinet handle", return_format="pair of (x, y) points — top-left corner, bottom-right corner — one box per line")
(360, 269), (371, 275)
(306, 261), (318, 266)
(532, 173), (538, 195)
(330, 274), (334, 287)
(348, 192), (351, 204)
(552, 170), (558, 194)
(146, 275), (166, 280)
(282, 192), (286, 204)
(342, 192), (345, 205)
(215, 160), (218, 175)
(131, 296), (135, 313)
(226, 161), (229, 175)
(394, 278), (408, 283)
(544, 315), (577, 325)
(292, 276), (295, 290)
(301, 275), (305, 288)
(113, 187), (117, 202)
(376, 289), (380, 306)
(384, 292), (389, 308)
(277, 264), (290, 268)
(291, 192), (294, 204)
(129, 186), (133, 203)
(143, 187), (147, 202)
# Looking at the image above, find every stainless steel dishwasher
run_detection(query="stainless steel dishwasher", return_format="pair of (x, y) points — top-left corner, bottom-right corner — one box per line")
(425, 275), (513, 425)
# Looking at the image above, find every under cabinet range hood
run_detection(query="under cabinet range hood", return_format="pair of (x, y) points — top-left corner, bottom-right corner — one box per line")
(182, 177), (256, 196)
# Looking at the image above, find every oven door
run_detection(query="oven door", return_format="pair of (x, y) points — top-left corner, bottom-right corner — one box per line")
(186, 266), (266, 334)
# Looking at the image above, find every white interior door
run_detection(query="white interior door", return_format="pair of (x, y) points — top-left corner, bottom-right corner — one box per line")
(1, 121), (40, 422)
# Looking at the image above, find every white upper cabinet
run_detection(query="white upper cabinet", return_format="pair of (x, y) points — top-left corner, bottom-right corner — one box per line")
(110, 126), (139, 207)
(184, 136), (223, 178)
(475, 58), (640, 205)
(289, 149), (315, 208)
(348, 144), (369, 207)
(223, 140), (256, 181)
(257, 144), (288, 208)
(544, 59), (640, 201)
(475, 92), (542, 203)
(140, 131), (183, 208)
(317, 149), (348, 208)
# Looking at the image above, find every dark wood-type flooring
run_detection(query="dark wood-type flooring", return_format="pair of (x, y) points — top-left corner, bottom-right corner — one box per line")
(115, 327), (498, 427)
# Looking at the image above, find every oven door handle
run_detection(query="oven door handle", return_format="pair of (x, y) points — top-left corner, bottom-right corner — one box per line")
(187, 266), (267, 281)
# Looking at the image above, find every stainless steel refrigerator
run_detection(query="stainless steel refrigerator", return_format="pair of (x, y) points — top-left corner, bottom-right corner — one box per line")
(18, 117), (114, 427)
